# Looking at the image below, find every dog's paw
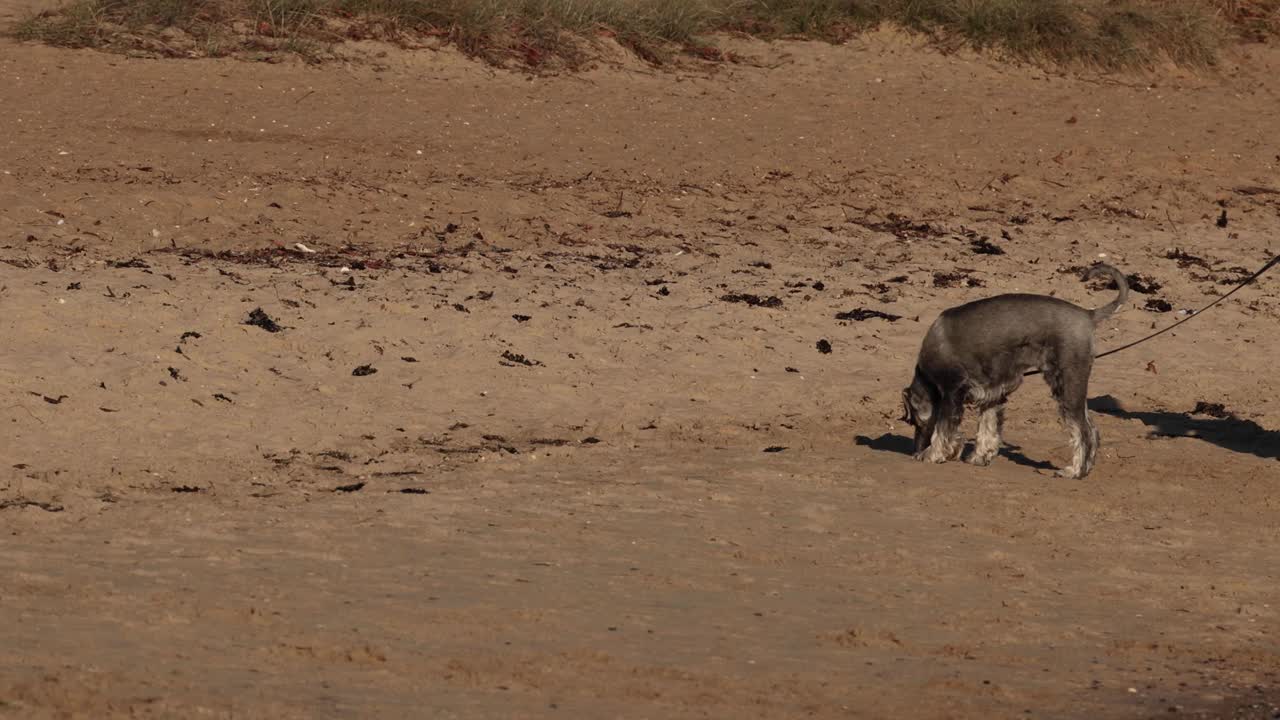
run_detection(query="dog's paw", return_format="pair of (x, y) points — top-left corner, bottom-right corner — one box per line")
(1052, 468), (1084, 480)
(965, 453), (994, 467)
(919, 447), (949, 464)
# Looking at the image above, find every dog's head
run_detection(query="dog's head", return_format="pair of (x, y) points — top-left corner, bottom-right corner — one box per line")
(901, 369), (937, 452)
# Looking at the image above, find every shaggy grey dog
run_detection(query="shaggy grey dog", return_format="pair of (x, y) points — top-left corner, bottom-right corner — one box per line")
(901, 264), (1128, 479)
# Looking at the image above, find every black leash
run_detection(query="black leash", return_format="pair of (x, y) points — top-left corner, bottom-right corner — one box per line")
(1024, 253), (1280, 377)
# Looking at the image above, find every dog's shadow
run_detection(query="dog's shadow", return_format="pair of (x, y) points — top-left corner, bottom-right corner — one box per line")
(1088, 394), (1280, 461)
(855, 395), (1280, 467)
(853, 434), (1056, 470)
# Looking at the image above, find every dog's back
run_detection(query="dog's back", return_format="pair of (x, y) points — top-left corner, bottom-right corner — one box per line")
(921, 294), (1096, 375)
(919, 265), (1128, 374)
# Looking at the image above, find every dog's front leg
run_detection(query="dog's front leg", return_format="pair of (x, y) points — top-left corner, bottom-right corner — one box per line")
(912, 417), (936, 460)
(920, 392), (965, 464)
(966, 404), (1005, 466)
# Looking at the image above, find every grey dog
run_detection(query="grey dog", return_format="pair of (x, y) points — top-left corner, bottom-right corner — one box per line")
(900, 264), (1128, 479)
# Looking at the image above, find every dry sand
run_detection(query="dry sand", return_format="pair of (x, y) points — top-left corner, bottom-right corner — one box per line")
(1, 12), (1279, 719)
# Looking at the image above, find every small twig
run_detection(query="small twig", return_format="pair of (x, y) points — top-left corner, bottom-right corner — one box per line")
(0, 498), (64, 512)
(1165, 208), (1183, 242)
(4, 403), (45, 425)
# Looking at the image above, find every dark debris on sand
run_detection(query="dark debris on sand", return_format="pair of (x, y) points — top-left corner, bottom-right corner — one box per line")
(835, 308), (902, 322)
(1164, 248), (1210, 269)
(244, 308), (283, 333)
(500, 351), (544, 367)
(1191, 401), (1230, 418)
(721, 293), (783, 308)
(969, 237), (1005, 255)
(932, 271), (984, 288)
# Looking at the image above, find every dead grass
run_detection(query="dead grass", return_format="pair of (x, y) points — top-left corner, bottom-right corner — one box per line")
(10, 0), (1277, 67)
(1211, 0), (1280, 40)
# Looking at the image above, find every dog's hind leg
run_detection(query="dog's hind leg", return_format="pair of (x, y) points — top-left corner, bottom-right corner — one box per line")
(1046, 355), (1097, 479)
(967, 403), (1005, 466)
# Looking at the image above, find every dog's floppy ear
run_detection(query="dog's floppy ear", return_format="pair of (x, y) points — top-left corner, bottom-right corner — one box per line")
(900, 388), (915, 424)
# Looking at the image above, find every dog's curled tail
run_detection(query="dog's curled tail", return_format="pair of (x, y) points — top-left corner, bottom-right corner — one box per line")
(1086, 263), (1128, 322)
